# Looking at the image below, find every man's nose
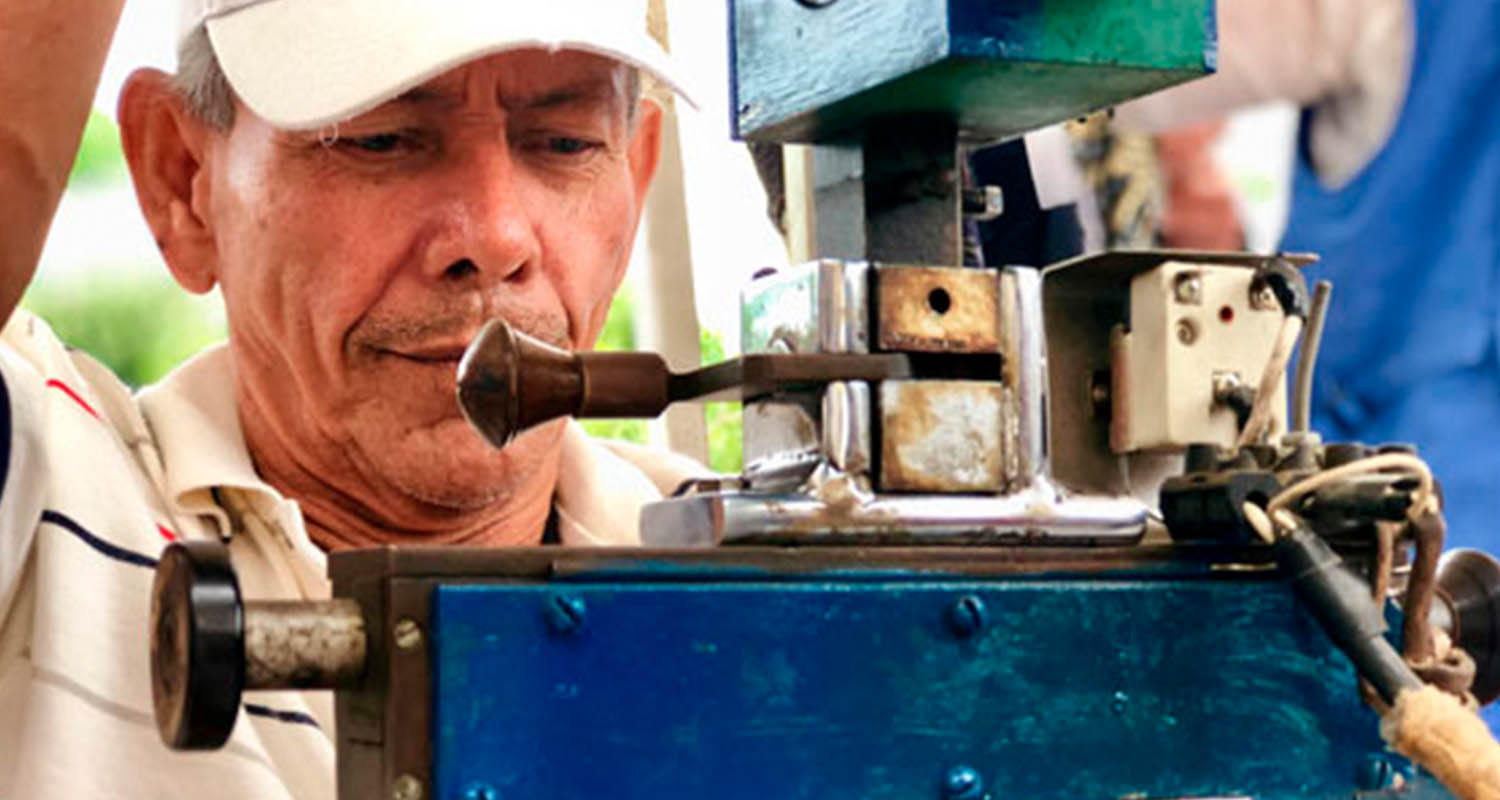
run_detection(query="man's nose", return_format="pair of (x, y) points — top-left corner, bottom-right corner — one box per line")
(424, 140), (540, 285)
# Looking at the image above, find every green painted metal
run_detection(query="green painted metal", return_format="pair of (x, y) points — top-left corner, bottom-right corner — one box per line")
(731, 0), (1217, 143)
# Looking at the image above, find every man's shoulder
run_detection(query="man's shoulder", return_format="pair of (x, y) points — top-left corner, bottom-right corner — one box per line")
(1, 309), (139, 426)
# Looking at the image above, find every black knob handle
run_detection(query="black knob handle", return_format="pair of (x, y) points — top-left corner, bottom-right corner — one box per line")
(150, 541), (245, 750)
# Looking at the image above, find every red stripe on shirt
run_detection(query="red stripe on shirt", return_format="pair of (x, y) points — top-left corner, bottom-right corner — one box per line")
(157, 525), (177, 542)
(45, 379), (101, 420)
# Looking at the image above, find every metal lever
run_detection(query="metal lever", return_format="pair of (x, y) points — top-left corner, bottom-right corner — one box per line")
(456, 318), (913, 449)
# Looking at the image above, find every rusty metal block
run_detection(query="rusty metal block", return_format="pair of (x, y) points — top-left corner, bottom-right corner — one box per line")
(876, 266), (1000, 353)
(880, 380), (1009, 493)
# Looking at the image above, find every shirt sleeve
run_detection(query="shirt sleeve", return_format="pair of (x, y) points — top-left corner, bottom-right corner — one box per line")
(0, 334), (49, 620)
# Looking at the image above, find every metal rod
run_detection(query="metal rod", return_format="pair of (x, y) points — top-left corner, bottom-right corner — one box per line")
(1292, 280), (1333, 432)
(243, 599), (367, 690)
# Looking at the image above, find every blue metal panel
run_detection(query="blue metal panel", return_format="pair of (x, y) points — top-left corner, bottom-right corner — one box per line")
(430, 578), (1436, 799)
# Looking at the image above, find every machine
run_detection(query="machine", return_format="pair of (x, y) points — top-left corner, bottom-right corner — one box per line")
(148, 1), (1500, 798)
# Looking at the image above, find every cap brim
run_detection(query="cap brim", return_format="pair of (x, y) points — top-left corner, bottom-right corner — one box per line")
(206, 0), (695, 130)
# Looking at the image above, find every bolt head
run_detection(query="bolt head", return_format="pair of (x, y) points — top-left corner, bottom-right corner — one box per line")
(391, 774), (424, 800)
(545, 595), (587, 635)
(1175, 318), (1199, 345)
(943, 766), (984, 800)
(947, 595), (989, 638)
(462, 783), (499, 800)
(1355, 754), (1399, 791)
(393, 619), (423, 651)
(1252, 286), (1278, 310)
(1173, 273), (1203, 305)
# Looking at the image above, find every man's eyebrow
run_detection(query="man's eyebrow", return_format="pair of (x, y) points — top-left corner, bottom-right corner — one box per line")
(392, 87), (454, 107)
(506, 80), (622, 112)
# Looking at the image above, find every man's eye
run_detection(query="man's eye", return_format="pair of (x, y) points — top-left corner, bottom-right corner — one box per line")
(547, 137), (600, 156)
(346, 134), (404, 153)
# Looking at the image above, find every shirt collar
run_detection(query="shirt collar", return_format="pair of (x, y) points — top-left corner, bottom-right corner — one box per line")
(136, 344), (272, 535)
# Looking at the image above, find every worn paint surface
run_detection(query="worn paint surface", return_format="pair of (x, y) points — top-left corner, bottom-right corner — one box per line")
(430, 577), (1428, 800)
(880, 380), (1008, 492)
(731, 0), (1216, 142)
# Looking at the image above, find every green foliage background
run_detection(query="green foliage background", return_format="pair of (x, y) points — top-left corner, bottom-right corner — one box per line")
(581, 289), (743, 474)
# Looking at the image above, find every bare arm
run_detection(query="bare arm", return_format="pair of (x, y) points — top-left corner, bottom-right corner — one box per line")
(0, 0), (128, 323)
(1116, 0), (1407, 131)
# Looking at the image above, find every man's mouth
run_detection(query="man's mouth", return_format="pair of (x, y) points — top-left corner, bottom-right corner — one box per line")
(382, 342), (470, 365)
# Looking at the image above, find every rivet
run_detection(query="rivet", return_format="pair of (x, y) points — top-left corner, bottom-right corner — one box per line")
(545, 595), (587, 635)
(947, 595), (988, 638)
(461, 782), (500, 800)
(393, 619), (423, 651)
(1355, 754), (1399, 791)
(943, 765), (984, 800)
(391, 774), (423, 800)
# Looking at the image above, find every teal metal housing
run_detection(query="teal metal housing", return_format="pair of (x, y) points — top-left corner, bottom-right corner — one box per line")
(730, 0), (1219, 143)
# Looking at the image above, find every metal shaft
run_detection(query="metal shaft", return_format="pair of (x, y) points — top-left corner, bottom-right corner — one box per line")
(244, 600), (367, 690)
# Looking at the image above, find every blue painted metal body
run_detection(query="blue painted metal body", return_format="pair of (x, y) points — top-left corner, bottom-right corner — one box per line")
(428, 572), (1450, 799)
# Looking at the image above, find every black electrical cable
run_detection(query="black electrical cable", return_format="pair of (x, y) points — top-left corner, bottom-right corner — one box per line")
(1275, 523), (1422, 705)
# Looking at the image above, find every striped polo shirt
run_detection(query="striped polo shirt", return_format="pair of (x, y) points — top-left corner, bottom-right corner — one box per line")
(0, 310), (698, 798)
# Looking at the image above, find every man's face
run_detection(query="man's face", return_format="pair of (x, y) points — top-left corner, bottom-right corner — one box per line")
(200, 50), (657, 513)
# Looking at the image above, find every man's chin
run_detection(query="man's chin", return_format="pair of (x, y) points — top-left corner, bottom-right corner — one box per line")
(366, 416), (564, 512)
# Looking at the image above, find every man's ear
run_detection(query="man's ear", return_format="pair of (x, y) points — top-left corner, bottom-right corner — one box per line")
(627, 97), (665, 208)
(118, 68), (220, 295)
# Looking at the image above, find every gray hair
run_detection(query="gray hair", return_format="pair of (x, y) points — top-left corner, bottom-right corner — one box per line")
(172, 26), (646, 132)
(173, 26), (236, 129)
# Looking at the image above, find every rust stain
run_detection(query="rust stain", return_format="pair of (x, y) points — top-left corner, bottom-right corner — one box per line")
(880, 381), (1006, 492)
(877, 267), (1000, 353)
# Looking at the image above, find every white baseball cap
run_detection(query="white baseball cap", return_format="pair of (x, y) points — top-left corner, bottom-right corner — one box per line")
(179, 0), (692, 130)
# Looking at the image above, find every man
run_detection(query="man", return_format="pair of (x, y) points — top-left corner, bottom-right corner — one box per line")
(0, 0), (699, 796)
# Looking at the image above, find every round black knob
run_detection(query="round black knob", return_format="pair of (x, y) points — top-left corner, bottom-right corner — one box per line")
(150, 541), (245, 750)
(1437, 548), (1500, 705)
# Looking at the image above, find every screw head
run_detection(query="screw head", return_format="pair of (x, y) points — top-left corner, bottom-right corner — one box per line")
(1252, 286), (1278, 310)
(393, 619), (423, 651)
(545, 595), (587, 635)
(1173, 273), (1203, 304)
(461, 782), (499, 800)
(1355, 754), (1399, 791)
(1175, 318), (1199, 346)
(391, 774), (424, 800)
(947, 595), (989, 638)
(943, 766), (984, 800)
